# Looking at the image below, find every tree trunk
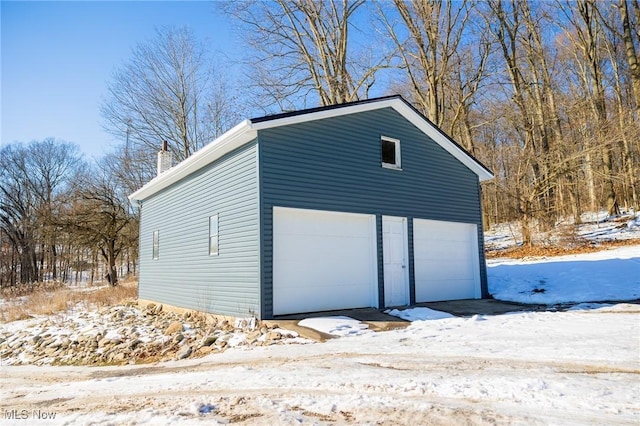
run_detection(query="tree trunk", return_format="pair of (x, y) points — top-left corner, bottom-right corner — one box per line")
(520, 206), (533, 247)
(620, 0), (640, 116)
(621, 136), (638, 211)
(51, 243), (57, 280)
(582, 0), (620, 216)
(603, 147), (620, 216)
(567, 177), (582, 224)
(101, 241), (119, 286)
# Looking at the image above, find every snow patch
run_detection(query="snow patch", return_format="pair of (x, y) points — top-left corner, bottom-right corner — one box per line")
(567, 303), (614, 311)
(385, 307), (454, 321)
(298, 316), (373, 336)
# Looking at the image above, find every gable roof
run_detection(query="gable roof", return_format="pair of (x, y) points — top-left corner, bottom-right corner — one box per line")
(129, 95), (494, 203)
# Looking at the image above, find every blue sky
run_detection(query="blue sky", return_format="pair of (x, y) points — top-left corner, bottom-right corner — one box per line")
(1, 1), (239, 159)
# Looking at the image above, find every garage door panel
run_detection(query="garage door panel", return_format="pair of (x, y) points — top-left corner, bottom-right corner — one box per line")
(280, 214), (371, 237)
(421, 222), (469, 240)
(275, 257), (369, 287)
(415, 278), (476, 301)
(276, 283), (373, 314)
(415, 241), (473, 261)
(273, 207), (378, 315)
(277, 234), (371, 258)
(276, 236), (372, 282)
(416, 259), (474, 280)
(413, 219), (480, 302)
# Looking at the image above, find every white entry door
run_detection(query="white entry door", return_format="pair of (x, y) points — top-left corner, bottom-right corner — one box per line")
(382, 216), (409, 307)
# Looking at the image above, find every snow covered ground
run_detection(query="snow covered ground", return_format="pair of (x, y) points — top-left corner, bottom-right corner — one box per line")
(488, 245), (640, 304)
(1, 225), (639, 424)
(484, 211), (640, 250)
(298, 316), (374, 337)
(1, 302), (638, 425)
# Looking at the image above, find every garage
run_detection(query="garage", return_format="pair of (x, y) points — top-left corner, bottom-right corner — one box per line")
(272, 207), (378, 315)
(413, 219), (480, 302)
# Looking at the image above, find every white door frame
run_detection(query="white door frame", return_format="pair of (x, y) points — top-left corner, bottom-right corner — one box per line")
(382, 216), (410, 307)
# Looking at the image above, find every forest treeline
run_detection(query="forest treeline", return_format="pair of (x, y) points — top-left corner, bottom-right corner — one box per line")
(1, 0), (638, 288)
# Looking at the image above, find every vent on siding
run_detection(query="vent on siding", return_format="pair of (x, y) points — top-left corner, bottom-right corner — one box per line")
(157, 141), (173, 176)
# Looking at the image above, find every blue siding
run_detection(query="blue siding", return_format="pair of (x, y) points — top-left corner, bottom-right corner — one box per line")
(259, 107), (487, 318)
(138, 142), (260, 317)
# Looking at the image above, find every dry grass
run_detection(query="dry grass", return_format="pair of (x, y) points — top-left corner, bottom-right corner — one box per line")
(1, 280), (138, 323)
(486, 238), (640, 259)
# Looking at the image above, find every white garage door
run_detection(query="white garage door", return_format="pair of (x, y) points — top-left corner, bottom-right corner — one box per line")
(413, 219), (480, 302)
(273, 207), (378, 315)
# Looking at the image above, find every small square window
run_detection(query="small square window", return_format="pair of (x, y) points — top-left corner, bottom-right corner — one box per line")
(209, 214), (219, 256)
(152, 230), (159, 260)
(381, 136), (401, 169)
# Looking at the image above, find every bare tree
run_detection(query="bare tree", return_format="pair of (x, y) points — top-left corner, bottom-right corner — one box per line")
(65, 163), (136, 287)
(378, 0), (489, 138)
(620, 0), (640, 116)
(222, 0), (390, 110)
(559, 0), (621, 216)
(595, 0), (640, 212)
(101, 26), (239, 165)
(101, 145), (156, 197)
(0, 144), (38, 285)
(0, 139), (82, 287)
(480, 0), (559, 242)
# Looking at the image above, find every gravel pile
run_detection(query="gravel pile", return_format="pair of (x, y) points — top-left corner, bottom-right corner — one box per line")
(0, 302), (306, 366)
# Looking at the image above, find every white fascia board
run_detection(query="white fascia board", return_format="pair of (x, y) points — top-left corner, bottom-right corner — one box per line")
(252, 98), (494, 182)
(129, 120), (256, 202)
(250, 99), (398, 131)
